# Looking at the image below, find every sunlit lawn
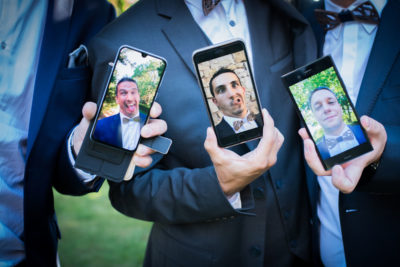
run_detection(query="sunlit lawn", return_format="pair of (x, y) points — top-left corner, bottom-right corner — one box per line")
(54, 183), (152, 267)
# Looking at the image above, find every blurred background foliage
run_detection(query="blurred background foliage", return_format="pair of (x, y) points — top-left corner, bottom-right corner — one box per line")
(54, 1), (151, 267)
(108, 0), (138, 15)
(289, 67), (357, 141)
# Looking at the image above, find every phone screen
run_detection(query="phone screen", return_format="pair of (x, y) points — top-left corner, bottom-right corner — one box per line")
(91, 46), (166, 152)
(281, 56), (372, 170)
(193, 39), (263, 147)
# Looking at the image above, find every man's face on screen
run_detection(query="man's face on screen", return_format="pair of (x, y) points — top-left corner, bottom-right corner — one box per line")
(310, 89), (345, 135)
(211, 72), (246, 118)
(116, 81), (140, 118)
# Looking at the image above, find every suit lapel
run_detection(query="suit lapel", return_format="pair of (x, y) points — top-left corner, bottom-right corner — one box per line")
(301, 0), (325, 56)
(355, 0), (400, 115)
(27, 0), (74, 158)
(242, 0), (272, 151)
(159, 0), (211, 77)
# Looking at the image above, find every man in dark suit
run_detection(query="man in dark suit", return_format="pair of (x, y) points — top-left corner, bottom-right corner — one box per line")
(308, 87), (367, 160)
(209, 68), (263, 140)
(89, 0), (316, 266)
(93, 78), (147, 150)
(297, 0), (400, 265)
(0, 1), (115, 266)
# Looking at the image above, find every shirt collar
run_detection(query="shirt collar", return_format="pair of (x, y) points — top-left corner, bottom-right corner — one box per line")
(184, 0), (237, 15)
(223, 110), (250, 128)
(324, 0), (387, 37)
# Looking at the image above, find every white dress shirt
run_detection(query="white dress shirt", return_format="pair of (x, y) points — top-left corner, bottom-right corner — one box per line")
(120, 112), (141, 150)
(185, 0), (252, 209)
(318, 0), (386, 266)
(223, 111), (258, 133)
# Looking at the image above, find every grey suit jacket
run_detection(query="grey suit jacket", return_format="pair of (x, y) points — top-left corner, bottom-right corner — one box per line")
(89, 0), (316, 266)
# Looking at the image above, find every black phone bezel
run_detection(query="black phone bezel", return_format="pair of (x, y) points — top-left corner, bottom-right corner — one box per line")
(281, 55), (372, 170)
(90, 45), (167, 153)
(192, 39), (263, 148)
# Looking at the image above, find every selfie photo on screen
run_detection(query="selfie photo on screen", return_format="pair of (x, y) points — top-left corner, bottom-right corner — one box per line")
(197, 50), (261, 139)
(92, 47), (166, 151)
(288, 66), (367, 160)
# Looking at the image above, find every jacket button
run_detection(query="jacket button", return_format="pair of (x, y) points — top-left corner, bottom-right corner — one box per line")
(253, 187), (265, 199)
(290, 240), (297, 249)
(249, 245), (261, 257)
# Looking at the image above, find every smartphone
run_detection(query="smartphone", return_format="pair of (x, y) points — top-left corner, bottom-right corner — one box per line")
(192, 39), (263, 148)
(281, 56), (372, 170)
(91, 45), (166, 152)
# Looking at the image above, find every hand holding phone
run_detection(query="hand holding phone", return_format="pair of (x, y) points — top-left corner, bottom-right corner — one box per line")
(204, 109), (284, 196)
(281, 56), (373, 170)
(75, 45), (171, 182)
(299, 115), (387, 193)
(193, 39), (263, 147)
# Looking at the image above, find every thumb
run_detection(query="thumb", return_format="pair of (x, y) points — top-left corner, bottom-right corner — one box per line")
(204, 127), (222, 159)
(82, 101), (97, 120)
(73, 102), (97, 154)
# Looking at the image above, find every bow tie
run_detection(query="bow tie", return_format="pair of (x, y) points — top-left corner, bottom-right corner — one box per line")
(123, 116), (140, 124)
(315, 1), (379, 31)
(325, 129), (355, 149)
(202, 0), (221, 16)
(233, 112), (256, 131)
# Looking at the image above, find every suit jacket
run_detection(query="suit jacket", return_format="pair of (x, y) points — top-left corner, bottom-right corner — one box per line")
(298, 0), (400, 265)
(316, 124), (367, 160)
(215, 113), (263, 141)
(23, 1), (114, 266)
(93, 112), (146, 148)
(89, 0), (316, 266)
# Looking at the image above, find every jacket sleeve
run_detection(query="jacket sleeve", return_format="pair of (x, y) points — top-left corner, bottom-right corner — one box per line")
(357, 125), (400, 193)
(108, 153), (255, 224)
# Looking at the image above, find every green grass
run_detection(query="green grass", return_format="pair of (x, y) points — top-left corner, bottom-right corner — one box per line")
(54, 183), (152, 267)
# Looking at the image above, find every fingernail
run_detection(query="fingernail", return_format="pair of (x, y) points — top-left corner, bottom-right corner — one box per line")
(362, 117), (370, 130)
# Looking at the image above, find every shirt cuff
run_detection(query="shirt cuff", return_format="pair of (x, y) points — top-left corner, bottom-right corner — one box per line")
(227, 192), (242, 209)
(67, 127), (97, 183)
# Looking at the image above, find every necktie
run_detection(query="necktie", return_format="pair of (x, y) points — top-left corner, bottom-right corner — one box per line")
(315, 1), (379, 31)
(202, 0), (221, 16)
(325, 129), (355, 149)
(233, 112), (256, 131)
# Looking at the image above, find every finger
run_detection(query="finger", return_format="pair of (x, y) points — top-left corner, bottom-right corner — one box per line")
(303, 138), (330, 176)
(204, 127), (224, 162)
(73, 102), (97, 154)
(133, 154), (153, 168)
(267, 128), (285, 166)
(360, 115), (387, 141)
(256, 109), (276, 152)
(82, 102), (97, 120)
(141, 118), (167, 138)
(149, 101), (162, 119)
(135, 144), (155, 156)
(298, 128), (310, 141)
(331, 165), (360, 194)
